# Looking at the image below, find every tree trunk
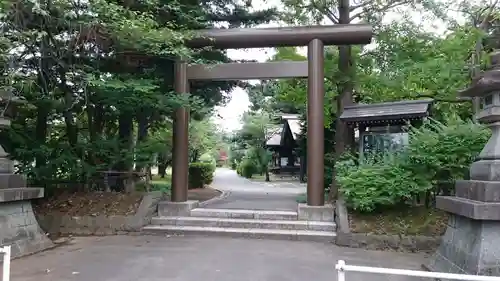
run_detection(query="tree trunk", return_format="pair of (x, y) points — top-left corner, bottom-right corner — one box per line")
(265, 166), (270, 182)
(115, 113), (134, 192)
(135, 111), (150, 172)
(330, 0), (354, 201)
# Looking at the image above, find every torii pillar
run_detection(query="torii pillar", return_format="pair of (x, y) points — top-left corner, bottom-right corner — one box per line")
(166, 24), (373, 216)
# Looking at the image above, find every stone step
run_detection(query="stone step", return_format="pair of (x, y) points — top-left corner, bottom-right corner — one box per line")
(151, 216), (336, 231)
(189, 208), (298, 220)
(142, 225), (336, 242)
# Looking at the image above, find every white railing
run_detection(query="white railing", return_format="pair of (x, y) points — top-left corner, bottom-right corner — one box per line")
(0, 246), (10, 281)
(335, 260), (500, 281)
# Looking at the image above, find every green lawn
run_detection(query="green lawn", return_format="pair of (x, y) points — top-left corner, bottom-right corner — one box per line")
(150, 174), (171, 192)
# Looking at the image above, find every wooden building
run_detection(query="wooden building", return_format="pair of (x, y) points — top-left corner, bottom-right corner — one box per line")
(340, 99), (433, 158)
(265, 114), (304, 180)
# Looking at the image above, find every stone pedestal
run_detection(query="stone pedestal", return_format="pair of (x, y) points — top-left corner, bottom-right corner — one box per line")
(158, 200), (199, 216)
(427, 214), (500, 275)
(297, 203), (334, 222)
(0, 174), (53, 258)
(0, 116), (53, 258)
(427, 49), (500, 276)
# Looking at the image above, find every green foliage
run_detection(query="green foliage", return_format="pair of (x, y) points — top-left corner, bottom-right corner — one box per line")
(405, 117), (490, 183)
(188, 162), (215, 189)
(199, 153), (217, 168)
(238, 159), (259, 179)
(338, 118), (488, 212)
(338, 153), (429, 212)
(0, 0), (274, 191)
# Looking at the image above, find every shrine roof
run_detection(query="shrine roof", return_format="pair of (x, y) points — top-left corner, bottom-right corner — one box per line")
(340, 99), (433, 125)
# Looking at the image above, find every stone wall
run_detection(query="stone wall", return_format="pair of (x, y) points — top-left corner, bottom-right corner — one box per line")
(0, 200), (54, 259)
(37, 191), (164, 236)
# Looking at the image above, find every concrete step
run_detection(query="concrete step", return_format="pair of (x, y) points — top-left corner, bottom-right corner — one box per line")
(142, 225), (336, 242)
(189, 208), (298, 220)
(151, 216), (336, 231)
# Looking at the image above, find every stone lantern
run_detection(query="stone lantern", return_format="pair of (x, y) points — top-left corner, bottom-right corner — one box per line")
(426, 50), (500, 275)
(0, 95), (53, 258)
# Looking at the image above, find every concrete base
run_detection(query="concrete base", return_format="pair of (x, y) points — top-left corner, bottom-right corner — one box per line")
(297, 203), (334, 222)
(158, 200), (199, 217)
(0, 200), (54, 258)
(426, 214), (500, 275)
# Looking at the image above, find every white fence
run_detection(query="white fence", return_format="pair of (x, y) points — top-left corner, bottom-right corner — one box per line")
(0, 246), (10, 281)
(335, 260), (500, 281)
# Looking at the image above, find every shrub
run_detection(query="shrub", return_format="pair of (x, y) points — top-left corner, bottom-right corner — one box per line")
(199, 153), (217, 168)
(231, 161), (238, 170)
(338, 153), (430, 212)
(337, 117), (489, 212)
(188, 162), (215, 189)
(238, 158), (258, 178)
(405, 117), (489, 185)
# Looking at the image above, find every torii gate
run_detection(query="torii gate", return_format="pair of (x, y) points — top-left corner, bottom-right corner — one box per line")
(171, 24), (373, 206)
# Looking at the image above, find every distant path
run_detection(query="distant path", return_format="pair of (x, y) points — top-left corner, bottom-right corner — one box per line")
(206, 168), (306, 211)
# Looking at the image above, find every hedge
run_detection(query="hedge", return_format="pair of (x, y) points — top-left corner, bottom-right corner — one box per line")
(188, 162), (215, 189)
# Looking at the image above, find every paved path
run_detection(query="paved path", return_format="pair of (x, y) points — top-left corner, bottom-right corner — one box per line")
(9, 236), (427, 281)
(206, 168), (306, 211)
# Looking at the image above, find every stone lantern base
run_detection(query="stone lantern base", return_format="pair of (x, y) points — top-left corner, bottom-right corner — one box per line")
(425, 178), (500, 275)
(0, 133), (53, 258)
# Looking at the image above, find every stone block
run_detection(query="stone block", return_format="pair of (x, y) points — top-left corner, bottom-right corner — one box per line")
(455, 180), (500, 202)
(158, 200), (199, 217)
(0, 174), (27, 189)
(0, 188), (44, 202)
(470, 160), (500, 181)
(297, 203), (334, 222)
(0, 158), (13, 174)
(426, 214), (500, 275)
(0, 200), (53, 258)
(436, 196), (500, 220)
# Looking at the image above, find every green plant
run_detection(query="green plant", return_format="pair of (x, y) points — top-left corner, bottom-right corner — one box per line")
(239, 158), (258, 179)
(199, 153), (217, 168)
(338, 153), (430, 212)
(231, 161), (238, 170)
(188, 162), (215, 189)
(336, 117), (489, 212)
(405, 117), (489, 185)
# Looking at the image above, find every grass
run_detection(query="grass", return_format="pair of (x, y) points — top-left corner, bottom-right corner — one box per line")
(150, 174), (171, 193)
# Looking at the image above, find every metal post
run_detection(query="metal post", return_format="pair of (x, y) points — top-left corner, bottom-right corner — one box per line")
(1, 245), (11, 281)
(171, 61), (189, 202)
(336, 260), (346, 281)
(306, 39), (325, 206)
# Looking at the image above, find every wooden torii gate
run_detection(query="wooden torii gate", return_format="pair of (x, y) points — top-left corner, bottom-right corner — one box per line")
(171, 24), (373, 206)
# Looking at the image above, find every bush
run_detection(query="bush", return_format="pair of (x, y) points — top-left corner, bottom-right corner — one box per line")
(338, 154), (430, 212)
(231, 161), (238, 170)
(188, 162), (215, 189)
(405, 117), (489, 185)
(238, 159), (258, 179)
(337, 117), (489, 212)
(199, 153), (217, 168)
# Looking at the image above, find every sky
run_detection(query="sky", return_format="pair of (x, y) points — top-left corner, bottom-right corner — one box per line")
(212, 0), (458, 132)
(212, 0), (281, 132)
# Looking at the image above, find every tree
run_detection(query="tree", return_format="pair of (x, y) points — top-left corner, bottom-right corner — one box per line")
(278, 0), (447, 200)
(235, 111), (277, 181)
(0, 0), (276, 191)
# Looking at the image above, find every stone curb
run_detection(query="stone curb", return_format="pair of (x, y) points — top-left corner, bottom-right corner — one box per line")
(198, 189), (231, 208)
